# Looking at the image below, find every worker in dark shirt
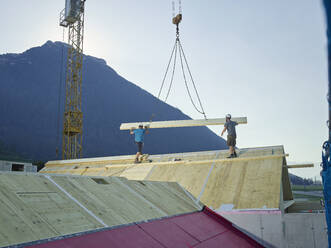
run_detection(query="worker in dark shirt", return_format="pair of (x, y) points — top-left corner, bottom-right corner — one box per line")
(130, 124), (149, 163)
(221, 114), (238, 158)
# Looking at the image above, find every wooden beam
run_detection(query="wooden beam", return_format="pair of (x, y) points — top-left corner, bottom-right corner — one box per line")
(104, 153), (289, 168)
(287, 164), (314, 169)
(188, 153), (288, 165)
(283, 200), (295, 210)
(120, 117), (248, 130)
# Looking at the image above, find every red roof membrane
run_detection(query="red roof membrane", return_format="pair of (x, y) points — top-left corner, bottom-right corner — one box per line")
(27, 207), (263, 248)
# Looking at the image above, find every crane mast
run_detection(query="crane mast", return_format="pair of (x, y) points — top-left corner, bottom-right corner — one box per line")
(59, 0), (86, 159)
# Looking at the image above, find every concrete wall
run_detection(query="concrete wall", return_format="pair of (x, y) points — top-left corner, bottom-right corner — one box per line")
(0, 160), (37, 172)
(284, 213), (327, 248)
(24, 164), (37, 172)
(220, 211), (328, 248)
(0, 160), (12, 171)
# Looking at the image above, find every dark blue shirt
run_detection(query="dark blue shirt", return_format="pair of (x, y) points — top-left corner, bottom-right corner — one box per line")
(224, 120), (238, 138)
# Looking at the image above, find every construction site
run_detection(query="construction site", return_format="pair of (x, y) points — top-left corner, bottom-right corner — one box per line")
(0, 145), (328, 247)
(1, 0), (330, 248)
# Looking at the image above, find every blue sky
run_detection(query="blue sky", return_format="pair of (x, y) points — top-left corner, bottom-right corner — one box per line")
(0, 0), (327, 179)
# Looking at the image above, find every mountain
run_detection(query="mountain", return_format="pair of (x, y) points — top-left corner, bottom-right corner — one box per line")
(289, 173), (315, 185)
(0, 41), (227, 161)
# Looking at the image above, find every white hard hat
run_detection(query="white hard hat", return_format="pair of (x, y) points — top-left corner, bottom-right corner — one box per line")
(226, 114), (231, 119)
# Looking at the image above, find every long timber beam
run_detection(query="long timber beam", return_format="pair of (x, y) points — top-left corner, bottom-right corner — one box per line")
(287, 164), (314, 169)
(120, 117), (247, 130)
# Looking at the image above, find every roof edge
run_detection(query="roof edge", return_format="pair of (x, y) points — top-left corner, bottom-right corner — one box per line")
(46, 145), (285, 166)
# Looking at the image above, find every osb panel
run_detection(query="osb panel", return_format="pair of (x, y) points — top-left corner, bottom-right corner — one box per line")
(119, 164), (154, 181)
(146, 163), (212, 197)
(40, 146), (285, 210)
(200, 158), (283, 209)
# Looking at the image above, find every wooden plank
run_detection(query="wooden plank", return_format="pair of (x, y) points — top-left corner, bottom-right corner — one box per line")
(119, 164), (154, 180)
(44, 158), (135, 168)
(145, 156), (286, 210)
(282, 167), (294, 201)
(146, 163), (212, 198)
(189, 154), (289, 165)
(45, 155), (136, 167)
(200, 158), (283, 210)
(283, 200), (295, 210)
(120, 117), (247, 130)
(105, 154), (289, 168)
(287, 164), (314, 169)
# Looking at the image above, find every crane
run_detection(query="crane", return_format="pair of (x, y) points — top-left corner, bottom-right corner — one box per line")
(59, 0), (86, 159)
(322, 0), (331, 246)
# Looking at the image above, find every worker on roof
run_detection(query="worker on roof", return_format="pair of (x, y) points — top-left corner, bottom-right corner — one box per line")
(221, 114), (238, 158)
(130, 124), (149, 163)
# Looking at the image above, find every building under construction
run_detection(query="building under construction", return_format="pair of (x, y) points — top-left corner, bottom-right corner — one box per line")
(0, 145), (327, 247)
(0, 0), (329, 247)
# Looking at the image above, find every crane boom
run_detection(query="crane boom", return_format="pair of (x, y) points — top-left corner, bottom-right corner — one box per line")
(59, 0), (86, 159)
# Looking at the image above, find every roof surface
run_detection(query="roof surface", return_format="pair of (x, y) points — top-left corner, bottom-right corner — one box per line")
(0, 172), (201, 247)
(24, 207), (263, 248)
(42, 146), (292, 210)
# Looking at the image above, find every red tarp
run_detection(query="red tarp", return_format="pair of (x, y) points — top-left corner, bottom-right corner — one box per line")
(27, 207), (263, 248)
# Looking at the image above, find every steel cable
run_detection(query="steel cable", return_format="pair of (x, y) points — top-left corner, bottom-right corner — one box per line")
(157, 39), (177, 99)
(178, 40), (207, 119)
(165, 41), (178, 102)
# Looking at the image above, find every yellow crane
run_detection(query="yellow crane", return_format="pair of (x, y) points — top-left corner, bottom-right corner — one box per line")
(59, 0), (86, 159)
